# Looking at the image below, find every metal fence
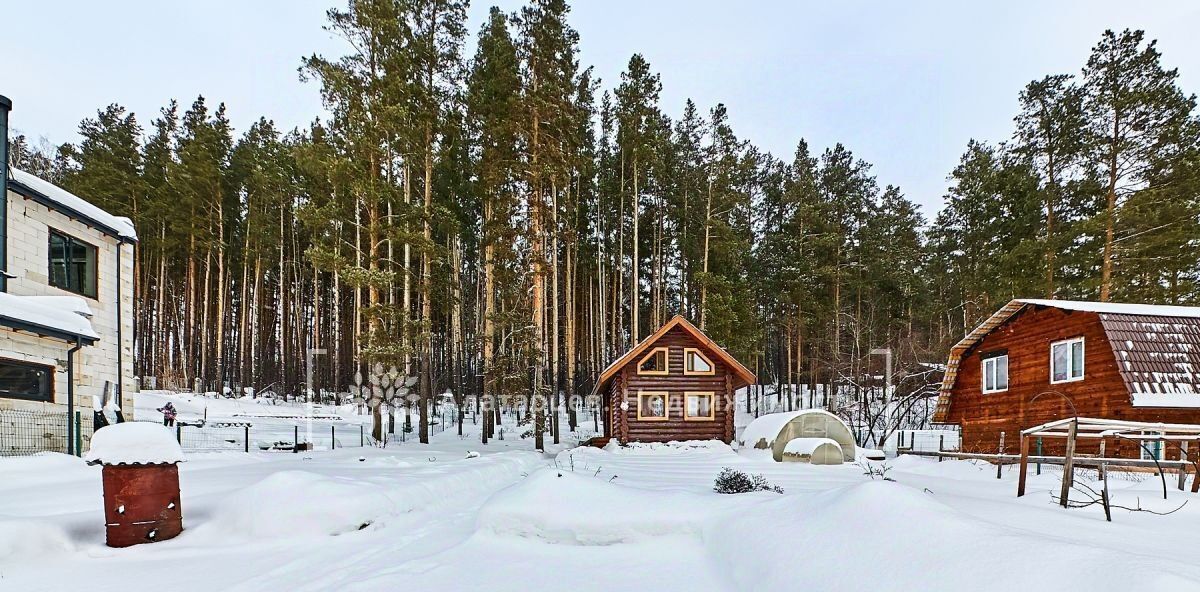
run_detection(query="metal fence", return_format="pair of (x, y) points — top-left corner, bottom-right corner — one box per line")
(0, 409), (92, 457)
(893, 428), (961, 453)
(1, 407), (465, 457)
(145, 420), (372, 452)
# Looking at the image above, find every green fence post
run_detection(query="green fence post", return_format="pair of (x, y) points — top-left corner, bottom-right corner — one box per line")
(360, 425), (364, 447)
(176, 424), (182, 444)
(74, 411), (82, 457)
(1036, 437), (1043, 476)
(331, 425), (336, 450)
(244, 425), (250, 453)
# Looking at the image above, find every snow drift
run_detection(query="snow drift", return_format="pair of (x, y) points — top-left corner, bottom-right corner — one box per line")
(189, 470), (393, 539)
(478, 469), (744, 545)
(189, 453), (541, 543)
(707, 480), (1198, 592)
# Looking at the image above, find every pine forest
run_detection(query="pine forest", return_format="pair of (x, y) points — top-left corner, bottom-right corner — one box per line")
(10, 2), (1200, 447)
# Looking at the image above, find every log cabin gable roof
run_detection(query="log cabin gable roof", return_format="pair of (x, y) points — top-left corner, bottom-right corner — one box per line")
(935, 299), (1200, 423)
(592, 315), (756, 396)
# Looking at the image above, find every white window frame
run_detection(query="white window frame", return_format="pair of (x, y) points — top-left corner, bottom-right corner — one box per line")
(1140, 432), (1164, 461)
(981, 354), (1009, 394)
(1049, 337), (1085, 384)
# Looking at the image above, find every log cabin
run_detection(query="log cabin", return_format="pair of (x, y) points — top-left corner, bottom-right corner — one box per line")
(934, 299), (1200, 458)
(593, 315), (756, 445)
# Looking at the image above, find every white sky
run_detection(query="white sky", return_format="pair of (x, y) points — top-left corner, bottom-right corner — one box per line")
(3, 1), (1198, 215)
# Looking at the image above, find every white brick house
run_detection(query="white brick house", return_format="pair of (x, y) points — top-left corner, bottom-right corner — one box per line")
(1, 165), (137, 450)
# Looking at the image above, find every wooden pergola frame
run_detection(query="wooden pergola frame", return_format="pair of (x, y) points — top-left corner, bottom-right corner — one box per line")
(1017, 417), (1200, 505)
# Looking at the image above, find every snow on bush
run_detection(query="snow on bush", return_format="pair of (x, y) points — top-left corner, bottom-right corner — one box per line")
(84, 422), (184, 465)
(477, 469), (715, 544)
(713, 467), (784, 494)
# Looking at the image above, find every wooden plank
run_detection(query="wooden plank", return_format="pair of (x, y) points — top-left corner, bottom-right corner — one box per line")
(1060, 419), (1077, 508)
(1179, 441), (1188, 491)
(901, 450), (1196, 469)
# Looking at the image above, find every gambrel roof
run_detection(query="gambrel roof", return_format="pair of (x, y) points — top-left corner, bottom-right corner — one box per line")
(934, 299), (1200, 423)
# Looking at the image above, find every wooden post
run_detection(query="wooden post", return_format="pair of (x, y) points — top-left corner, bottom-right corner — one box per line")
(1179, 441), (1188, 491)
(1059, 419), (1077, 508)
(1100, 462), (1112, 522)
(1097, 437), (1108, 503)
(1017, 435), (1030, 497)
(997, 431), (1005, 479)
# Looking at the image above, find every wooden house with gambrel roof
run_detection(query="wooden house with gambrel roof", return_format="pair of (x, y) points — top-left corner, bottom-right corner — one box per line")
(594, 315), (756, 445)
(935, 299), (1200, 458)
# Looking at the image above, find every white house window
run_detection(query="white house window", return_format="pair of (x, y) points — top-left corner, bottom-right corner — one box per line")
(1050, 337), (1085, 383)
(0, 358), (53, 402)
(49, 229), (98, 299)
(684, 348), (714, 375)
(1140, 432), (1163, 461)
(981, 354), (1008, 393)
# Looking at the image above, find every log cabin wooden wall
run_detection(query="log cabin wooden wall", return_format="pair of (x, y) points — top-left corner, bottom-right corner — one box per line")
(609, 325), (736, 444)
(946, 305), (1200, 458)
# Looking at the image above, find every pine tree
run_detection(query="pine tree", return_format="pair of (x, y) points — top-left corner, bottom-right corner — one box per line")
(1081, 29), (1196, 301)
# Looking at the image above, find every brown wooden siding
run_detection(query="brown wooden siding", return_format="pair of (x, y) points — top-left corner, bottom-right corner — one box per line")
(946, 305), (1200, 458)
(609, 325), (735, 444)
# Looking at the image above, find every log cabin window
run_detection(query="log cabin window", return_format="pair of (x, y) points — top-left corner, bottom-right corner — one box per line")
(981, 354), (1008, 393)
(0, 358), (54, 402)
(1050, 337), (1085, 383)
(684, 348), (715, 375)
(637, 347), (670, 375)
(48, 229), (98, 299)
(684, 392), (715, 420)
(637, 391), (670, 420)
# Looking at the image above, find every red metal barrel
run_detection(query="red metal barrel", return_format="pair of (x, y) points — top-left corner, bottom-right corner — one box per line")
(101, 463), (183, 547)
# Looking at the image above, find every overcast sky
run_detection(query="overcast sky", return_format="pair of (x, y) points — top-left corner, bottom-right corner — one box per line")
(3, 1), (1198, 216)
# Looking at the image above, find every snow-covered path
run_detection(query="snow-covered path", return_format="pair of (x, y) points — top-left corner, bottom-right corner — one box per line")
(0, 445), (544, 592)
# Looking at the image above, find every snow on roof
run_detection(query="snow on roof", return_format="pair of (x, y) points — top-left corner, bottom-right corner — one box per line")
(783, 437), (842, 456)
(84, 422), (184, 465)
(739, 409), (844, 448)
(18, 296), (94, 318)
(1017, 299), (1200, 318)
(0, 292), (98, 341)
(8, 168), (137, 240)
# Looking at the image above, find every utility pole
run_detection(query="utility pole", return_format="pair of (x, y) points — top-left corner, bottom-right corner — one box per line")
(870, 347), (892, 446)
(306, 347), (327, 449)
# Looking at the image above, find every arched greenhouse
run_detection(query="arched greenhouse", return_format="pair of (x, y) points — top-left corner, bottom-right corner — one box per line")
(739, 410), (856, 463)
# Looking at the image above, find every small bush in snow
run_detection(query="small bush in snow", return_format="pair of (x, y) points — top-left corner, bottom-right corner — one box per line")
(714, 467), (784, 494)
(856, 461), (895, 482)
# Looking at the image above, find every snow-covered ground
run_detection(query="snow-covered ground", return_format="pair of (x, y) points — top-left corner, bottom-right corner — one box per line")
(3, 393), (1200, 591)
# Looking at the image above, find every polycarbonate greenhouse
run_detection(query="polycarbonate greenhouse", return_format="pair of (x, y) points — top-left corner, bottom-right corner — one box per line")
(739, 410), (856, 463)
